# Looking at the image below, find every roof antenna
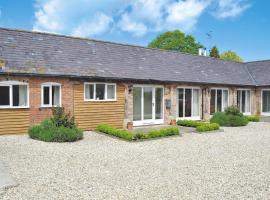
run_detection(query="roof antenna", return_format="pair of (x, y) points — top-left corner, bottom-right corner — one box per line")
(205, 30), (213, 55)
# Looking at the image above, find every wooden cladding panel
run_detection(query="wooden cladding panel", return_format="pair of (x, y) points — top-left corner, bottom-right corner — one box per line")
(74, 83), (126, 130)
(0, 109), (30, 135)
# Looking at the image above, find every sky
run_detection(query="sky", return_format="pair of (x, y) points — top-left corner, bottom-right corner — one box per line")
(0, 0), (269, 62)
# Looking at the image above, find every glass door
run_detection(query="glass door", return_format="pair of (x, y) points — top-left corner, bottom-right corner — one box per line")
(262, 90), (270, 116)
(237, 90), (251, 114)
(133, 86), (164, 126)
(210, 89), (229, 114)
(177, 88), (200, 120)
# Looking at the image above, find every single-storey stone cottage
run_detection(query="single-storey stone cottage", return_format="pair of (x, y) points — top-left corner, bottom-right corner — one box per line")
(0, 27), (269, 134)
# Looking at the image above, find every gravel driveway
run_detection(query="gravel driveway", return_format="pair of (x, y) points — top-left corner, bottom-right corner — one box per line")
(0, 122), (270, 200)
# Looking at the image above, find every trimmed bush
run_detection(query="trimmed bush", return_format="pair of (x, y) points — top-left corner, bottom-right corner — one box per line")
(177, 119), (220, 132)
(96, 124), (179, 141)
(96, 124), (133, 141)
(177, 120), (204, 128)
(28, 107), (83, 142)
(28, 119), (83, 142)
(210, 111), (249, 127)
(196, 123), (220, 133)
(245, 115), (260, 122)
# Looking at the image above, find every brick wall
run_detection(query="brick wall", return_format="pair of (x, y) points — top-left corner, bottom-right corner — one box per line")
(29, 77), (74, 125)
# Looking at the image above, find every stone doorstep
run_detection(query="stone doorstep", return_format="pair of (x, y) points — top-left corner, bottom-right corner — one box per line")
(0, 161), (18, 190)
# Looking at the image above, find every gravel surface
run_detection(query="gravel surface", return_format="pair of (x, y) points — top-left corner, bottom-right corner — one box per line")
(0, 122), (270, 200)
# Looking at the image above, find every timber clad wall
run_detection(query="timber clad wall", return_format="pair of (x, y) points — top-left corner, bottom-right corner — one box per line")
(0, 109), (30, 135)
(74, 82), (125, 130)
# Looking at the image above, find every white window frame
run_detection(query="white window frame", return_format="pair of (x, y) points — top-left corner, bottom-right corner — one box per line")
(261, 89), (270, 116)
(176, 86), (201, 121)
(41, 82), (62, 107)
(132, 84), (164, 126)
(237, 89), (251, 115)
(210, 88), (229, 114)
(0, 81), (29, 109)
(84, 82), (117, 102)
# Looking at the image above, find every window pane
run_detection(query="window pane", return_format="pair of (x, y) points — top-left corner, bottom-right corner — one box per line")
(222, 90), (228, 111)
(155, 88), (163, 120)
(52, 86), (60, 106)
(246, 91), (251, 113)
(143, 87), (153, 120)
(43, 86), (50, 105)
(185, 89), (192, 117)
(192, 89), (199, 117)
(0, 86), (10, 106)
(210, 90), (216, 114)
(12, 85), (19, 106)
(85, 84), (94, 100)
(178, 89), (184, 117)
(13, 85), (28, 107)
(133, 87), (142, 121)
(241, 90), (246, 113)
(262, 91), (270, 113)
(237, 90), (241, 111)
(107, 85), (115, 100)
(96, 84), (105, 100)
(217, 90), (222, 112)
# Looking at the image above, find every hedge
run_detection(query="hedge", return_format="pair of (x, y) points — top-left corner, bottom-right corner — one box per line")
(196, 123), (220, 133)
(177, 120), (205, 128)
(177, 119), (220, 132)
(96, 124), (133, 141)
(96, 124), (179, 141)
(245, 115), (260, 122)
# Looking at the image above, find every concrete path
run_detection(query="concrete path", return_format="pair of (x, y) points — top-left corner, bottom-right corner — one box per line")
(0, 161), (17, 190)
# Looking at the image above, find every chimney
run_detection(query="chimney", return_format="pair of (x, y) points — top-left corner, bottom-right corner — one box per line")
(198, 48), (208, 56)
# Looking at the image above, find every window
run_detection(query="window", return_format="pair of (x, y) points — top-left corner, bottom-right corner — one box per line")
(0, 81), (28, 108)
(177, 88), (200, 119)
(85, 83), (116, 101)
(210, 89), (229, 114)
(237, 89), (251, 114)
(262, 90), (270, 115)
(41, 83), (61, 107)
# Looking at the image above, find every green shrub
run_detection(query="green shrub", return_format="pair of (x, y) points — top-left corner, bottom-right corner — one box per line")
(96, 124), (179, 141)
(177, 120), (204, 127)
(196, 123), (220, 132)
(28, 119), (83, 142)
(28, 107), (83, 142)
(210, 112), (248, 127)
(96, 124), (133, 141)
(225, 106), (242, 116)
(245, 115), (260, 122)
(51, 107), (75, 128)
(210, 112), (229, 126)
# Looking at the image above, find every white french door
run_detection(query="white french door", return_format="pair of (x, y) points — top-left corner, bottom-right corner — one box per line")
(133, 86), (164, 126)
(237, 89), (251, 115)
(210, 89), (229, 114)
(262, 90), (270, 116)
(177, 88), (200, 120)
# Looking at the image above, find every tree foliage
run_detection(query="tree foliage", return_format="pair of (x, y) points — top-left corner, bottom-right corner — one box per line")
(148, 30), (204, 55)
(210, 46), (220, 58)
(220, 50), (243, 62)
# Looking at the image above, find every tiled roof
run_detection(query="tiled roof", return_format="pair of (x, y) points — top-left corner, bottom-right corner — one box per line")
(246, 60), (270, 86)
(0, 27), (262, 86)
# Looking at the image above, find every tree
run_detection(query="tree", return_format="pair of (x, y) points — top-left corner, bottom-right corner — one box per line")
(210, 46), (220, 58)
(220, 51), (243, 62)
(148, 30), (204, 55)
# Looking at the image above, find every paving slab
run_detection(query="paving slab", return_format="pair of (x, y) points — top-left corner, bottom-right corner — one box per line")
(0, 161), (17, 190)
